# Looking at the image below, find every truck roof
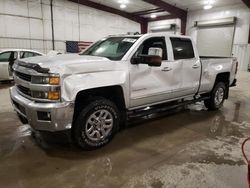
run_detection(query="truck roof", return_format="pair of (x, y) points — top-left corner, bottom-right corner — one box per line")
(108, 32), (191, 39)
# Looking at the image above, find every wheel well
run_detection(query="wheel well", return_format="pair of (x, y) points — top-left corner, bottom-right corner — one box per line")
(215, 72), (230, 98)
(72, 85), (126, 124)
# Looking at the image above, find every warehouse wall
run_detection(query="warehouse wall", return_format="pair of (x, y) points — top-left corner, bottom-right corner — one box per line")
(186, 4), (250, 70)
(0, 0), (140, 54)
(147, 4), (250, 70)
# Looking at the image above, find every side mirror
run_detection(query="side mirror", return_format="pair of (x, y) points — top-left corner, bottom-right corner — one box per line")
(131, 47), (162, 67)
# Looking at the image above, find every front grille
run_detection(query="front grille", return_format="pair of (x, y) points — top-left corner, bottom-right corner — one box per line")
(17, 85), (32, 97)
(15, 71), (32, 82)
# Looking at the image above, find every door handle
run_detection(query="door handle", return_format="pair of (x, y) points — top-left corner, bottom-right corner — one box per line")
(192, 64), (200, 69)
(161, 67), (172, 72)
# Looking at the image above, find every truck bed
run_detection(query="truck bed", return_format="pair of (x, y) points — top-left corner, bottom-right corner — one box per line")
(198, 56), (237, 94)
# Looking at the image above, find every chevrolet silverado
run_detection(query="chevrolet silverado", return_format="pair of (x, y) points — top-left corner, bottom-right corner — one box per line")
(10, 33), (238, 150)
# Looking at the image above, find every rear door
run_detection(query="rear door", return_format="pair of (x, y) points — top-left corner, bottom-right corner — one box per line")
(0, 51), (18, 80)
(170, 37), (201, 97)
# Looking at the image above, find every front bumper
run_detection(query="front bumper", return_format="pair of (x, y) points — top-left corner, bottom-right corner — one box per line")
(10, 86), (74, 132)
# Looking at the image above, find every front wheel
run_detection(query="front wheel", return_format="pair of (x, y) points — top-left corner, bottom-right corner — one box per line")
(72, 97), (120, 150)
(204, 82), (227, 110)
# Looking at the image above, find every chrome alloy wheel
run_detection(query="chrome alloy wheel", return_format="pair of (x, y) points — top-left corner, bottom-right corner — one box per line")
(84, 109), (113, 142)
(214, 87), (224, 106)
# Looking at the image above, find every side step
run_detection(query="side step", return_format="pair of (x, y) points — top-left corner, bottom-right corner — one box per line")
(127, 96), (210, 119)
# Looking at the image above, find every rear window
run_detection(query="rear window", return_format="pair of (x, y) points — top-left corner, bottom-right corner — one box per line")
(20, 51), (42, 59)
(170, 37), (195, 60)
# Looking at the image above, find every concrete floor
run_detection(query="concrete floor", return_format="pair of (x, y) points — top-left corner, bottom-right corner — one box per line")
(0, 72), (250, 188)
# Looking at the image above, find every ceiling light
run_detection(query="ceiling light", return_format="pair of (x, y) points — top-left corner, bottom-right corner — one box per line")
(204, 0), (216, 4)
(120, 4), (127, 9)
(151, 14), (157, 18)
(118, 0), (128, 3)
(204, 4), (212, 9)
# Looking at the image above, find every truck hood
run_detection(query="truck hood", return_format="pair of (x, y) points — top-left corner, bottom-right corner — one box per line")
(20, 54), (125, 75)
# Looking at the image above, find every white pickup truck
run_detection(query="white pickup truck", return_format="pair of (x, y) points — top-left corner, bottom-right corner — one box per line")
(10, 33), (238, 150)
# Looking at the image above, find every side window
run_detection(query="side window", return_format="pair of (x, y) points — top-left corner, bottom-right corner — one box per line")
(134, 37), (167, 60)
(20, 52), (34, 59)
(0, 52), (12, 62)
(170, 37), (195, 60)
(32, 52), (42, 57)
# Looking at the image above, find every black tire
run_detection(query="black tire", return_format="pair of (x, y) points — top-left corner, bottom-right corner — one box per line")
(72, 97), (120, 150)
(204, 82), (227, 110)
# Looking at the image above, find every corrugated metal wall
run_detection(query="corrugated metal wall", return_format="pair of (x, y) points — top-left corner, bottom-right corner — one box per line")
(187, 4), (250, 70)
(0, 0), (140, 54)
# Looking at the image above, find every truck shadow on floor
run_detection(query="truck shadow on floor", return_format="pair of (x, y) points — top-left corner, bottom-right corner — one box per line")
(30, 101), (244, 160)
(0, 81), (14, 89)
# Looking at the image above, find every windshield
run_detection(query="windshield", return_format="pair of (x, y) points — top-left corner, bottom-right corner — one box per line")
(81, 37), (139, 60)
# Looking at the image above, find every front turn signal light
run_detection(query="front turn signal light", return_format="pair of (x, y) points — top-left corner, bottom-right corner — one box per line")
(48, 91), (60, 100)
(49, 77), (60, 85)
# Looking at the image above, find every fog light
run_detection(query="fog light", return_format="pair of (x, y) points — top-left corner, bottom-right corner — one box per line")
(49, 77), (60, 85)
(37, 111), (51, 121)
(48, 91), (60, 100)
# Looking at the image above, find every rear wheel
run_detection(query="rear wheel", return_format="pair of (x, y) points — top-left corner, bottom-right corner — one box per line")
(73, 97), (120, 150)
(204, 82), (226, 110)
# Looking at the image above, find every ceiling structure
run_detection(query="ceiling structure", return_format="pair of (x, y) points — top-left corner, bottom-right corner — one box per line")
(68, 0), (247, 34)
(162, 0), (243, 11)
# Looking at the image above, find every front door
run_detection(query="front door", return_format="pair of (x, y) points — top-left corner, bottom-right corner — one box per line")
(129, 37), (173, 108)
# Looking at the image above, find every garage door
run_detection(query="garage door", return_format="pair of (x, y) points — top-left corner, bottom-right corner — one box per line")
(149, 24), (177, 34)
(196, 17), (236, 57)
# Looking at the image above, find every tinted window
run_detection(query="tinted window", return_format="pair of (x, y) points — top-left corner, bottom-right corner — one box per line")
(0, 51), (17, 62)
(33, 52), (42, 57)
(21, 52), (35, 59)
(134, 37), (167, 60)
(0, 52), (11, 62)
(170, 38), (195, 60)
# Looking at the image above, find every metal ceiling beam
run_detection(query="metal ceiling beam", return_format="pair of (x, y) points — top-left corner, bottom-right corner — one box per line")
(147, 14), (177, 22)
(69, 0), (146, 24)
(133, 8), (165, 16)
(142, 0), (187, 34)
(142, 0), (187, 18)
(242, 0), (250, 8)
(69, 0), (148, 33)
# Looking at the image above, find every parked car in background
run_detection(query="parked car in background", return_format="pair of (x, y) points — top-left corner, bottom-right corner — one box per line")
(0, 49), (44, 81)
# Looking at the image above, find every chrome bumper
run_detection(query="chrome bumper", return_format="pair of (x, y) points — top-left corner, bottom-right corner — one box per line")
(10, 86), (74, 132)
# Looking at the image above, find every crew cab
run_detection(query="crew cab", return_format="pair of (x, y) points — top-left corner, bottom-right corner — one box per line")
(0, 49), (44, 81)
(9, 33), (238, 150)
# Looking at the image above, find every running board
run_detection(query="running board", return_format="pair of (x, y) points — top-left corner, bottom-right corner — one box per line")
(127, 96), (210, 119)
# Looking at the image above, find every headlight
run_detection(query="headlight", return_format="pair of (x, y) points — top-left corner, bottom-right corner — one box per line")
(32, 76), (60, 85)
(31, 74), (61, 101)
(32, 91), (60, 100)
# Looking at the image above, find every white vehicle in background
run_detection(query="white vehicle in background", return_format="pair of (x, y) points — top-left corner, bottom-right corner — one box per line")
(0, 49), (44, 81)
